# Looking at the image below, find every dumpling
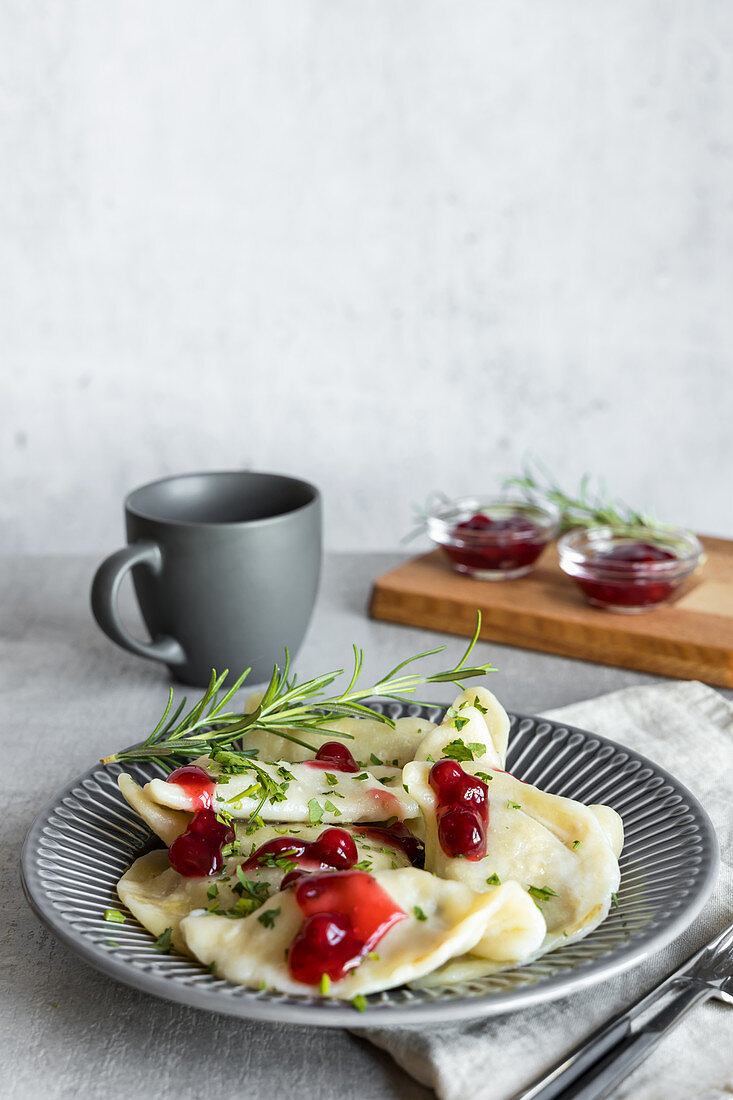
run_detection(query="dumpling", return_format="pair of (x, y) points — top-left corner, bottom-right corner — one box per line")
(145, 757), (418, 823)
(413, 686), (510, 771)
(403, 759), (622, 952)
(589, 804), (624, 858)
(180, 867), (546, 997)
(468, 879), (546, 962)
(118, 773), (191, 845)
(242, 715), (435, 769)
(237, 690), (436, 767)
(116, 823), (414, 952)
(118, 848), (216, 952)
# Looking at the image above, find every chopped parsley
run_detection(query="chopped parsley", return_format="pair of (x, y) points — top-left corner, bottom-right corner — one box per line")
(507, 801), (522, 810)
(573, 840), (582, 850)
(441, 739), (477, 762)
(485, 873), (501, 886)
(225, 784), (258, 804)
(103, 909), (125, 924)
(351, 994), (368, 1012)
(611, 892), (619, 908)
(413, 906), (428, 921)
(353, 859), (373, 871)
(319, 974), (331, 995)
(153, 927), (173, 953)
(324, 773), (339, 787)
(206, 883), (219, 900)
(308, 798), (324, 825)
(471, 698), (488, 715)
(527, 885), (558, 907)
(257, 847), (300, 872)
(475, 771), (493, 783)
(257, 907), (281, 929)
(451, 715), (471, 733)
(323, 799), (342, 817)
(355, 772), (369, 781)
(208, 960), (218, 975)
(370, 753), (383, 766)
(232, 866), (271, 913)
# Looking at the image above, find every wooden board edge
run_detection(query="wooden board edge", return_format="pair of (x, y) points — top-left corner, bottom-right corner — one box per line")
(369, 584), (733, 689)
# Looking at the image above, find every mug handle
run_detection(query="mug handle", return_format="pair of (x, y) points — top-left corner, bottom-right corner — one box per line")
(91, 542), (186, 666)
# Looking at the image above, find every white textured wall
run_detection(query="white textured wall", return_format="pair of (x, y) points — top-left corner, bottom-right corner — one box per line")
(3, 1), (732, 553)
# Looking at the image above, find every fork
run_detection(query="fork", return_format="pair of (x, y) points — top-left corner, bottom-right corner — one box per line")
(514, 918), (733, 1100)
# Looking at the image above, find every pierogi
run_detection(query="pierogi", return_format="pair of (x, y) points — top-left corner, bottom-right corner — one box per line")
(114, 685), (623, 999)
(118, 773), (191, 845)
(180, 868), (546, 997)
(402, 760), (622, 951)
(243, 715), (436, 769)
(117, 823), (413, 952)
(145, 757), (418, 822)
(413, 686), (510, 770)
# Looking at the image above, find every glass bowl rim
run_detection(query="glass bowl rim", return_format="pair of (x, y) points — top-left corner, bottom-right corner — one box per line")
(427, 494), (561, 544)
(557, 524), (703, 575)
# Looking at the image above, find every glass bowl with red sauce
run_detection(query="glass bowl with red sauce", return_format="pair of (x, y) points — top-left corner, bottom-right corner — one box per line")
(427, 494), (560, 580)
(558, 525), (703, 613)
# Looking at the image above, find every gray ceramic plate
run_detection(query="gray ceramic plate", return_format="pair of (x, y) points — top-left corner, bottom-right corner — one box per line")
(20, 701), (718, 1028)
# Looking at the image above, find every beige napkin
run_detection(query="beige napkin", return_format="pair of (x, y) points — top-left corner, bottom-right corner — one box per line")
(361, 681), (733, 1100)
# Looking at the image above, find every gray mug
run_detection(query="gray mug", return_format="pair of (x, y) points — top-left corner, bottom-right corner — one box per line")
(91, 471), (321, 687)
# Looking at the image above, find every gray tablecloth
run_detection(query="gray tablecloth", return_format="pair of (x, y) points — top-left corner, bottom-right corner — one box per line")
(2, 553), (731, 1099)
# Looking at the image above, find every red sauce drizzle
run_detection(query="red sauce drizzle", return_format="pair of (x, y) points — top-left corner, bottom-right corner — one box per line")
(168, 810), (235, 877)
(353, 822), (425, 868)
(243, 828), (358, 889)
(429, 759), (489, 860)
(166, 765), (216, 810)
(573, 542), (678, 609)
(288, 870), (407, 985)
(302, 742), (359, 772)
(445, 512), (545, 573)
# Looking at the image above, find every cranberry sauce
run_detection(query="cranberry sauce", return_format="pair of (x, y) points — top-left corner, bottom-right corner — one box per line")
(444, 512), (546, 575)
(166, 765), (216, 810)
(288, 870), (407, 985)
(353, 822), (425, 868)
(429, 759), (489, 860)
(243, 828), (358, 889)
(168, 809), (235, 877)
(574, 541), (678, 609)
(303, 742), (359, 773)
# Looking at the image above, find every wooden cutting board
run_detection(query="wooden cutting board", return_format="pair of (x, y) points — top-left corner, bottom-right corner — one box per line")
(369, 537), (733, 687)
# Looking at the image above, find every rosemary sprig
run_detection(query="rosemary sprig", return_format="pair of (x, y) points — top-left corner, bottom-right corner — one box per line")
(505, 459), (659, 533)
(100, 613), (495, 770)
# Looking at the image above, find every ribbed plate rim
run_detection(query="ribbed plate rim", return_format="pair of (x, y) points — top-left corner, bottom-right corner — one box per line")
(20, 704), (719, 1028)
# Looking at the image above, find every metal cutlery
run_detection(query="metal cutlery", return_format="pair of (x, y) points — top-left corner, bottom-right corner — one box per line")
(515, 917), (733, 1100)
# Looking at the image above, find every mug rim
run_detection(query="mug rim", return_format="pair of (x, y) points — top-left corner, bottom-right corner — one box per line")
(125, 470), (320, 529)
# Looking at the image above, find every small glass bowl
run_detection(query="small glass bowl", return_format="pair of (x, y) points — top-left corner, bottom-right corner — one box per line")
(557, 525), (704, 613)
(427, 494), (561, 580)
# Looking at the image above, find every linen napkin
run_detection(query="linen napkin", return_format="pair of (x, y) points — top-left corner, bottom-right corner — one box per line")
(361, 681), (733, 1100)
